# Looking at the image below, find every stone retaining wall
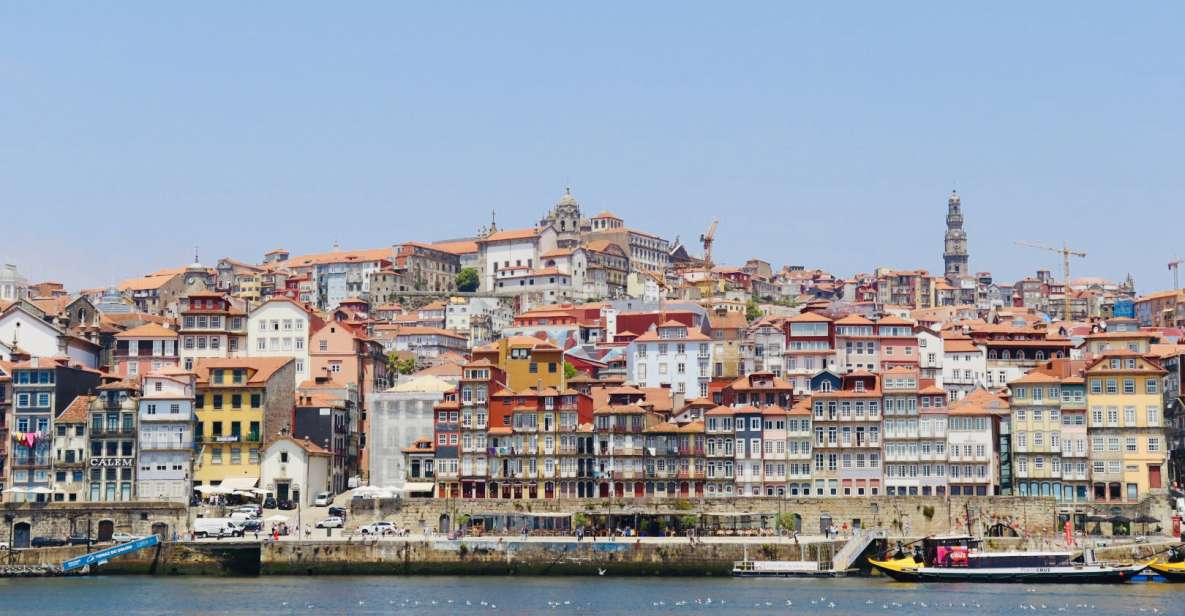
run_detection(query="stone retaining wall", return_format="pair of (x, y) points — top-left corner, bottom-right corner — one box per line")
(0, 502), (189, 546)
(261, 538), (842, 576)
(352, 493), (1175, 538)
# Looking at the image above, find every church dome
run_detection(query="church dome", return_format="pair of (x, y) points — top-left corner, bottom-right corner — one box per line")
(556, 186), (579, 208)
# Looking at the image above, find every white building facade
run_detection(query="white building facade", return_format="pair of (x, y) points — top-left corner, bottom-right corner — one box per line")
(137, 372), (196, 502)
(247, 298), (316, 383)
(626, 321), (713, 398)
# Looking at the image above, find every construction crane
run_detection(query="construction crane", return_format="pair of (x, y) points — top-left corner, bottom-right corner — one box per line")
(1169, 257), (1184, 290)
(698, 219), (720, 299)
(1015, 241), (1086, 322)
(699, 219), (719, 271)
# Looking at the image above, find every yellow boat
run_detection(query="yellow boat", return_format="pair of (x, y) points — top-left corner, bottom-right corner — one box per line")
(1147, 559), (1185, 582)
(869, 537), (1147, 584)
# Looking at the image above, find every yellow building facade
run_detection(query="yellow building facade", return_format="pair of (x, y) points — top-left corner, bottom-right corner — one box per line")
(192, 358), (295, 490)
(473, 336), (565, 391)
(1085, 352), (1167, 503)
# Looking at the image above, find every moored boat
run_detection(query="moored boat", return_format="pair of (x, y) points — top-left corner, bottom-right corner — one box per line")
(1147, 559), (1185, 582)
(868, 535), (1147, 584)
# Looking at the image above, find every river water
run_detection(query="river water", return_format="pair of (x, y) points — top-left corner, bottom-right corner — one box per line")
(0, 575), (1178, 615)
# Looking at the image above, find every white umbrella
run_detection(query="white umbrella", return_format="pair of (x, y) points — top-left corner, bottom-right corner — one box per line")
(28, 487), (53, 494)
(3, 486), (28, 493)
(194, 485), (217, 493)
(250, 488), (270, 495)
(265, 515), (289, 522)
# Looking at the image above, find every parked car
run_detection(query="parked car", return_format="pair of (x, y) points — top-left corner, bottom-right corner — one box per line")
(358, 521), (394, 536)
(111, 532), (135, 543)
(315, 516), (344, 529)
(31, 536), (67, 547)
(235, 504), (261, 516)
(230, 511), (259, 523)
(263, 496), (278, 509)
(240, 519), (263, 532)
(313, 491), (333, 507)
(328, 506), (347, 519)
(277, 499), (297, 510)
(66, 533), (94, 546)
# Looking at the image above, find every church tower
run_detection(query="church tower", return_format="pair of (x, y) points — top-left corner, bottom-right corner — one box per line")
(943, 190), (969, 279)
(540, 186), (583, 248)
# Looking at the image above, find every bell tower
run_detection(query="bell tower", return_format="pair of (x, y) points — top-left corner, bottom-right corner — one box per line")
(943, 190), (969, 279)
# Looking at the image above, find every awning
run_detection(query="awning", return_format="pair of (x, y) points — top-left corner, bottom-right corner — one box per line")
(403, 482), (435, 492)
(216, 477), (259, 493)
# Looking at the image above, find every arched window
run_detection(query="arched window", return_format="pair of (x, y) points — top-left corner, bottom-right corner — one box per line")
(1035, 351), (1045, 360)
(988, 350), (998, 360)
(1016, 350), (1026, 361)
(1001, 350), (1011, 360)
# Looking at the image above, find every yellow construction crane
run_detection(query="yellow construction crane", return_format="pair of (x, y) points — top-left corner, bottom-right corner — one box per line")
(698, 219), (720, 299)
(699, 219), (719, 271)
(1169, 257), (1184, 290)
(1015, 240), (1086, 321)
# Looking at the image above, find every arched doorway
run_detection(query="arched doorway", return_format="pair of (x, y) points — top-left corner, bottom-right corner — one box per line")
(819, 513), (833, 535)
(151, 522), (169, 540)
(791, 513), (802, 532)
(985, 523), (1018, 537)
(97, 519), (115, 542)
(438, 513), (450, 534)
(13, 522), (31, 548)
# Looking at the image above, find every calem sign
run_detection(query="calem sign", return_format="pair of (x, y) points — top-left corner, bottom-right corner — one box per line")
(88, 457), (135, 468)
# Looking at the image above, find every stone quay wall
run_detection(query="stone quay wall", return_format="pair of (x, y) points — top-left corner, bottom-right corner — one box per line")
(261, 538), (842, 576)
(5, 542), (259, 575)
(0, 501), (189, 545)
(351, 495), (1073, 537)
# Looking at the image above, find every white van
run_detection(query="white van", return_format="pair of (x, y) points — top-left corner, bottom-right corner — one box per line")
(194, 518), (243, 539)
(229, 511), (259, 523)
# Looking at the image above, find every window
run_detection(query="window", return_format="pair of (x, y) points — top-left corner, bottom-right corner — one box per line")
(1146, 379), (1158, 394)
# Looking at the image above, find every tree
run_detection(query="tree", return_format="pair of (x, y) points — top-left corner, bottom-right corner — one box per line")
(455, 267), (480, 292)
(388, 353), (417, 375)
(745, 298), (763, 322)
(563, 362), (578, 380)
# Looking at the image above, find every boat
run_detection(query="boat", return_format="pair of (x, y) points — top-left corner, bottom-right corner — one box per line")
(1147, 559), (1185, 582)
(732, 560), (842, 577)
(868, 535), (1147, 584)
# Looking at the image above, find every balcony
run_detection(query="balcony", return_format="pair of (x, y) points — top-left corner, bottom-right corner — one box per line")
(11, 458), (49, 469)
(140, 439), (194, 451)
(200, 433), (257, 444)
(90, 426), (137, 437)
(56, 456), (87, 468)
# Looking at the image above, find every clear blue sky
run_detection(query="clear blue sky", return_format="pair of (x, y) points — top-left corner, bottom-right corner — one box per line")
(3, 2), (1182, 292)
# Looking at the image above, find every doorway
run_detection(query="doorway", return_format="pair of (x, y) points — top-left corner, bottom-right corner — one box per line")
(276, 482), (290, 502)
(13, 522), (31, 548)
(97, 520), (115, 542)
(1149, 465), (1162, 489)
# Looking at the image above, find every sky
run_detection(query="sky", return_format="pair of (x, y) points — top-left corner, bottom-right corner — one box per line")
(2, 2), (1183, 292)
